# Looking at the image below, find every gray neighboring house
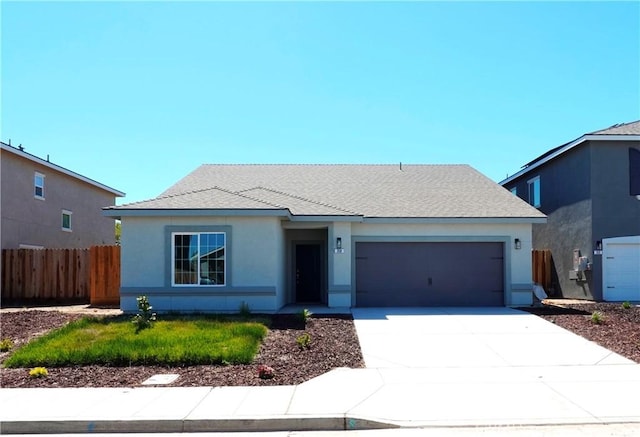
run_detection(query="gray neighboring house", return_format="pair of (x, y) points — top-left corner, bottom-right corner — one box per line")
(104, 164), (545, 313)
(501, 121), (640, 302)
(1, 142), (125, 250)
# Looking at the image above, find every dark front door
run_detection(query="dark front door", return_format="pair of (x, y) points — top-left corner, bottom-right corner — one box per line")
(295, 243), (322, 303)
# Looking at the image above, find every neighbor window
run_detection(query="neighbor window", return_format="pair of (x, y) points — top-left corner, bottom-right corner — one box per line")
(34, 172), (45, 199)
(172, 232), (225, 286)
(510, 187), (517, 196)
(62, 210), (72, 231)
(527, 176), (540, 207)
(630, 148), (640, 196)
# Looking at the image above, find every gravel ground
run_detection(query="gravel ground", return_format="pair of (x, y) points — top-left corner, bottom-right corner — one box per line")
(522, 301), (640, 364)
(1, 301), (639, 388)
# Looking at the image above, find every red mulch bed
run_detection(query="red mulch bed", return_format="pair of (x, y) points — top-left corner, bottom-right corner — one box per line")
(522, 302), (640, 363)
(2, 302), (639, 388)
(0, 311), (364, 388)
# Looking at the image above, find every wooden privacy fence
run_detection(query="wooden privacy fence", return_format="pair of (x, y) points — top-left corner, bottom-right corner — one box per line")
(532, 249), (553, 294)
(1, 246), (120, 306)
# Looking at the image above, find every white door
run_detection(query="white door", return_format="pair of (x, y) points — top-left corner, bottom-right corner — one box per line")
(603, 236), (640, 301)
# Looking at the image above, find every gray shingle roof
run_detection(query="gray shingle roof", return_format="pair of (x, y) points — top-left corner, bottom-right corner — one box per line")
(114, 164), (544, 219)
(589, 120), (640, 135)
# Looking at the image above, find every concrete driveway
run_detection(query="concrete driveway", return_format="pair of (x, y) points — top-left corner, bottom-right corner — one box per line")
(351, 307), (629, 368)
(348, 307), (640, 426)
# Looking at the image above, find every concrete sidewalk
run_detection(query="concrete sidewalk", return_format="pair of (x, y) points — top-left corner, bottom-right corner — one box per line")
(2, 308), (640, 434)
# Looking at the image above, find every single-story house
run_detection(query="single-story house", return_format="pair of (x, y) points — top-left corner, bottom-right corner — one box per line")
(103, 164), (546, 313)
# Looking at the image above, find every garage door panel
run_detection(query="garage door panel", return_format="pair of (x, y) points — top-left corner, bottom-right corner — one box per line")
(603, 239), (640, 302)
(356, 242), (504, 307)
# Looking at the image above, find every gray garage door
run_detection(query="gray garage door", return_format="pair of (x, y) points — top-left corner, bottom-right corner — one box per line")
(355, 242), (504, 307)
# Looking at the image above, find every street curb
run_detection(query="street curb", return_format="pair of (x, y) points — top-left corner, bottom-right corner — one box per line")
(0, 416), (399, 434)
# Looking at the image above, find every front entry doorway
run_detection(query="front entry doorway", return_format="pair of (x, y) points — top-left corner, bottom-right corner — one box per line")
(294, 243), (323, 303)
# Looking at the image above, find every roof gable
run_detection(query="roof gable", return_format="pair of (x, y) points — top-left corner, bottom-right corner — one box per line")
(501, 120), (640, 186)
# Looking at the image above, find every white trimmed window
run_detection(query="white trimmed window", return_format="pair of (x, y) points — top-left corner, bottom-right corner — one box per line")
(34, 172), (45, 199)
(62, 210), (72, 231)
(172, 232), (226, 286)
(527, 176), (541, 207)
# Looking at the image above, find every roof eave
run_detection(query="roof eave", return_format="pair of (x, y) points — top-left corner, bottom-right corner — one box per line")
(2, 142), (126, 197)
(103, 208), (546, 224)
(102, 208), (291, 219)
(500, 134), (640, 186)
(362, 216), (547, 224)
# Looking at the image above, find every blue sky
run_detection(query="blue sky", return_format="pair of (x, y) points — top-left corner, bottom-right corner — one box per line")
(2, 1), (639, 205)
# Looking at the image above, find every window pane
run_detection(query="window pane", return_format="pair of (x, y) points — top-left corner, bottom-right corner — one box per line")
(174, 234), (198, 284)
(62, 213), (71, 229)
(34, 174), (44, 197)
(199, 233), (225, 285)
(173, 232), (226, 286)
(528, 178), (540, 207)
(630, 148), (640, 195)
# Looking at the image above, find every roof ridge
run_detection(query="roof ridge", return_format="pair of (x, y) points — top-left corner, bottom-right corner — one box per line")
(200, 163), (468, 167)
(588, 119), (640, 135)
(244, 186), (360, 215)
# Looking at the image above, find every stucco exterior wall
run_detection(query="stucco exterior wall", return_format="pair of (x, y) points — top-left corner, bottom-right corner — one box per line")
(1, 150), (117, 249)
(119, 215), (285, 313)
(590, 141), (640, 300)
(504, 145), (595, 299)
(328, 222), (352, 307)
(119, 215), (535, 311)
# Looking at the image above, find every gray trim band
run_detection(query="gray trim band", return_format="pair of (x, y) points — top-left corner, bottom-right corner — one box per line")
(121, 286), (277, 297)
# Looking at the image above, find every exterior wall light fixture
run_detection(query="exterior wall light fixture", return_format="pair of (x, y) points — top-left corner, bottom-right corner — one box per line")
(336, 237), (342, 250)
(514, 238), (522, 250)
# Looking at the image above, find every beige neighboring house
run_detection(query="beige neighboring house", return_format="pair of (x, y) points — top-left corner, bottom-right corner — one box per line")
(1, 141), (125, 250)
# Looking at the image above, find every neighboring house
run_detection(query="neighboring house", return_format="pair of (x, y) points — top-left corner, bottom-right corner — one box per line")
(1, 142), (125, 250)
(501, 121), (640, 302)
(104, 164), (545, 313)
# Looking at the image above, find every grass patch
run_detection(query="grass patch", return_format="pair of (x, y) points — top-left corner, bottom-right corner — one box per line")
(3, 316), (268, 368)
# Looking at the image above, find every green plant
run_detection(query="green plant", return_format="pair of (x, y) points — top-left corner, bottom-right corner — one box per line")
(132, 295), (157, 333)
(622, 301), (632, 310)
(298, 308), (313, 324)
(239, 301), (251, 318)
(4, 316), (267, 368)
(591, 311), (604, 325)
(0, 338), (14, 352)
(296, 332), (312, 350)
(29, 367), (48, 378)
(257, 364), (275, 379)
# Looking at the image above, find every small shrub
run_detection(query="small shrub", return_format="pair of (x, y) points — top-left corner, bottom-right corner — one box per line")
(239, 301), (251, 318)
(296, 332), (312, 350)
(29, 367), (48, 378)
(257, 364), (275, 379)
(132, 295), (157, 333)
(298, 308), (313, 324)
(591, 311), (604, 325)
(622, 301), (632, 310)
(0, 338), (14, 352)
